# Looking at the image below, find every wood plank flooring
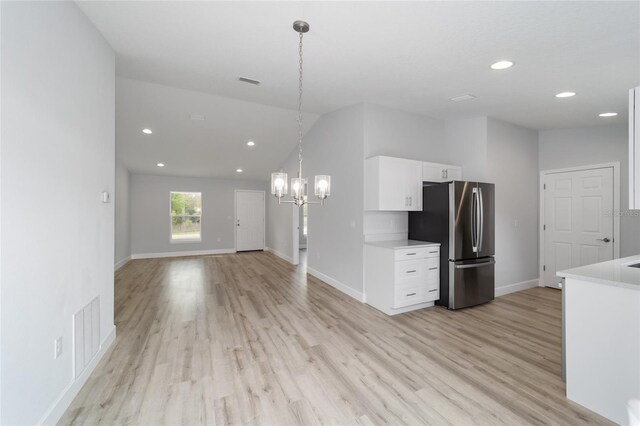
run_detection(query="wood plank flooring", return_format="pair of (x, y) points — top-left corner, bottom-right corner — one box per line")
(59, 252), (610, 425)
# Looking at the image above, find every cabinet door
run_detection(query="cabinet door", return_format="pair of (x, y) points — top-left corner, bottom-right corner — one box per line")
(446, 166), (462, 181)
(423, 163), (445, 182)
(379, 156), (410, 210)
(406, 160), (423, 211)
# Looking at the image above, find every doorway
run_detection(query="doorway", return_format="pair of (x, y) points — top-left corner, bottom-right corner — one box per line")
(539, 163), (620, 288)
(235, 190), (265, 252)
(291, 193), (308, 267)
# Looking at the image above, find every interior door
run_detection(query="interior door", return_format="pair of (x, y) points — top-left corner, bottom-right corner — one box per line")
(543, 167), (614, 287)
(236, 190), (265, 251)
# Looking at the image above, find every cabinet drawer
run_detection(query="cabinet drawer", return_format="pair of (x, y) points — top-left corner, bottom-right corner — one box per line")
(394, 286), (428, 308)
(394, 258), (439, 287)
(425, 287), (439, 302)
(394, 246), (439, 261)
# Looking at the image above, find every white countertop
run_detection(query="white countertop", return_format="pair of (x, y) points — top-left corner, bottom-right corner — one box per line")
(364, 239), (440, 249)
(557, 254), (640, 291)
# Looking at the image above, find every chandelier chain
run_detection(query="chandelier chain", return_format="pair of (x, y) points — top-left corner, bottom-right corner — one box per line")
(297, 31), (304, 167)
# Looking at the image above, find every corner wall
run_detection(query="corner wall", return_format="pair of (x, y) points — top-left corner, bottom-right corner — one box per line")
(115, 160), (131, 267)
(1, 2), (115, 424)
(487, 118), (540, 291)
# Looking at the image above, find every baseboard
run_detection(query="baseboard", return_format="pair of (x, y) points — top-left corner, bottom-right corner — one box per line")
(131, 248), (235, 260)
(307, 267), (365, 303)
(114, 255), (131, 271)
(38, 326), (117, 426)
(495, 278), (539, 297)
(265, 247), (293, 264)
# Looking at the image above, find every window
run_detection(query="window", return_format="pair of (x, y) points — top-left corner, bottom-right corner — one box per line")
(170, 191), (202, 241)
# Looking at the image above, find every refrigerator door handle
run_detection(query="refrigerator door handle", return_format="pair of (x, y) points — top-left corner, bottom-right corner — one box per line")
(471, 187), (479, 252)
(478, 186), (484, 252)
(454, 259), (495, 269)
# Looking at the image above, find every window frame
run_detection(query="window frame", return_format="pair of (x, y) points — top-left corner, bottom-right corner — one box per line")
(169, 191), (203, 243)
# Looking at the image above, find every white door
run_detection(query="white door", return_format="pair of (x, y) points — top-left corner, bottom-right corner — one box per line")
(236, 190), (265, 252)
(543, 167), (614, 287)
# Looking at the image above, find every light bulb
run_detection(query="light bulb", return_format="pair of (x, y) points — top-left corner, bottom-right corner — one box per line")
(317, 179), (328, 190)
(274, 178), (284, 189)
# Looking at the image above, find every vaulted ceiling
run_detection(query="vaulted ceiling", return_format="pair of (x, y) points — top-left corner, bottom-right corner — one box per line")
(78, 1), (640, 179)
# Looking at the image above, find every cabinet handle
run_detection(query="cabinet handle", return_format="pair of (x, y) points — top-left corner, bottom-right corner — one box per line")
(409, 196), (412, 206)
(445, 169), (448, 179)
(406, 293), (417, 296)
(406, 270), (417, 274)
(406, 253), (417, 256)
(428, 267), (438, 270)
(428, 251), (438, 254)
(428, 289), (438, 293)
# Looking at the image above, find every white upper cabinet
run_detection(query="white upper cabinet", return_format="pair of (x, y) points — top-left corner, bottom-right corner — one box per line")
(365, 156), (423, 211)
(630, 86), (640, 210)
(422, 162), (462, 182)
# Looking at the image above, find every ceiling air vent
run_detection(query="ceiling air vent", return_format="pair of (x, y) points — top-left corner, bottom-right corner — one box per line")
(239, 77), (261, 85)
(450, 94), (477, 102)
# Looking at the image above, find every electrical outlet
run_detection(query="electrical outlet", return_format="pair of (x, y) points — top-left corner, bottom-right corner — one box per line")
(54, 336), (63, 359)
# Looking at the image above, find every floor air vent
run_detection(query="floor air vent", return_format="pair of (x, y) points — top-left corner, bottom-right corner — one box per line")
(73, 297), (100, 378)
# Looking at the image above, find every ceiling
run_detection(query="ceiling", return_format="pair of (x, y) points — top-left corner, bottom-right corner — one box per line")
(78, 1), (640, 178)
(116, 78), (318, 180)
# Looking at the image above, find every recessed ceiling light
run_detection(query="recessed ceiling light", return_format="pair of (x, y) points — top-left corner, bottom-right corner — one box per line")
(142, 128), (153, 134)
(236, 168), (243, 173)
(599, 112), (618, 117)
(555, 92), (576, 98)
(490, 60), (514, 70)
(247, 141), (255, 147)
(157, 163), (165, 167)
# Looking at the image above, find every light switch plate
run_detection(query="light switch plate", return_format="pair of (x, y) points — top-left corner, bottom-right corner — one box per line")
(54, 336), (63, 359)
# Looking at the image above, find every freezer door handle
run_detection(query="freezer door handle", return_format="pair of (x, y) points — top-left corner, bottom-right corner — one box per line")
(454, 259), (496, 269)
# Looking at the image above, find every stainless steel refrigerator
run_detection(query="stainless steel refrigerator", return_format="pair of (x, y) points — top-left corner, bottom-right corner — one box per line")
(409, 181), (495, 310)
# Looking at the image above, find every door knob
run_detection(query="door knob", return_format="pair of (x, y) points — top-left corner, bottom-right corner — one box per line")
(597, 237), (611, 243)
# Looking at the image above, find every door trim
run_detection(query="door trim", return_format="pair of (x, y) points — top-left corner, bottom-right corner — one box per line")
(538, 162), (620, 287)
(234, 189), (266, 252)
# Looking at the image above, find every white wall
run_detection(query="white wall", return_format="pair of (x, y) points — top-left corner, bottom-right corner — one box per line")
(305, 104), (365, 296)
(131, 174), (267, 256)
(115, 160), (131, 267)
(444, 117), (488, 181)
(487, 117), (540, 289)
(1, 2), (115, 424)
(539, 124), (640, 256)
(363, 103), (447, 239)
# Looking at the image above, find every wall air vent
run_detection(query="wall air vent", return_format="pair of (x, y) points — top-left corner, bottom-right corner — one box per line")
(450, 94), (477, 102)
(238, 77), (261, 85)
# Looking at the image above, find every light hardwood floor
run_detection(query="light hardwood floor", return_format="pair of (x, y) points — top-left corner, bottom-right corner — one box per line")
(60, 252), (610, 425)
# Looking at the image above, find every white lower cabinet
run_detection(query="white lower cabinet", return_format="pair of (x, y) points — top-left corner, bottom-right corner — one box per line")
(365, 241), (440, 315)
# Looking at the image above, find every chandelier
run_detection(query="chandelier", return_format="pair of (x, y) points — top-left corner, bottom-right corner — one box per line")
(270, 20), (331, 207)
